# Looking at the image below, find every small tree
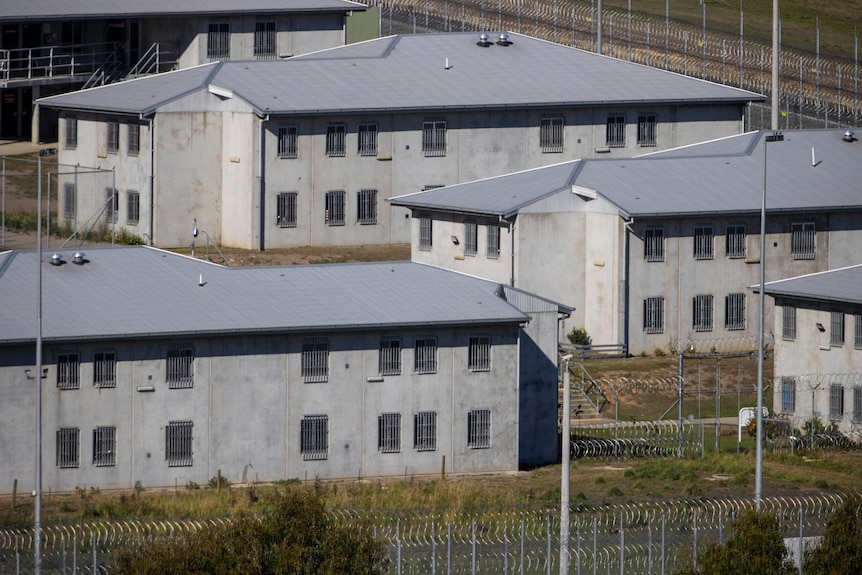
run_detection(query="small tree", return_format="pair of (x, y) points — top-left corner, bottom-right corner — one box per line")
(673, 508), (793, 575)
(804, 492), (862, 575)
(567, 327), (592, 347)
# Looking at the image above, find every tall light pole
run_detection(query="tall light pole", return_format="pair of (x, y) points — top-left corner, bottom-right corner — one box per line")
(34, 154), (44, 575)
(560, 354), (573, 575)
(771, 0), (780, 129)
(755, 131), (783, 508)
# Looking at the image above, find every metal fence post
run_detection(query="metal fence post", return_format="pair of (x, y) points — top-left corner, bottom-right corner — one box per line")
(648, 515), (652, 575)
(520, 520), (525, 575)
(592, 516), (597, 575)
(397, 519), (402, 575)
(432, 521), (436, 575)
(661, 514), (666, 575)
(546, 515), (551, 575)
(448, 523), (452, 575)
(504, 522), (509, 575)
(472, 519), (477, 575)
(619, 511), (624, 575)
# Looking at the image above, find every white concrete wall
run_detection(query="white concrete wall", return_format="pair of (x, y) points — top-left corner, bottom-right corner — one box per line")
(0, 324), (526, 493)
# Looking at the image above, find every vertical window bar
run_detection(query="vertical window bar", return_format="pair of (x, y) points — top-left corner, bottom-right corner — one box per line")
(65, 116), (77, 149)
(57, 351), (80, 390)
(93, 349), (116, 388)
(831, 311), (845, 346)
(726, 223), (746, 258)
(64, 183), (76, 219)
(106, 121), (119, 153)
(644, 226), (664, 261)
(166, 344), (194, 388)
(326, 124), (346, 157)
(467, 409), (491, 449)
(693, 224), (714, 260)
(830, 385), (844, 419)
(725, 293), (745, 331)
(302, 337), (329, 383)
(693, 294), (714, 332)
(781, 377), (796, 413)
(207, 21), (230, 61)
(644, 297), (664, 334)
(277, 125), (298, 159)
(127, 191), (140, 225)
(419, 216), (433, 250)
(93, 426), (116, 466)
(378, 413), (401, 453)
(486, 224), (500, 258)
(540, 115), (564, 153)
(127, 124), (140, 155)
(414, 411), (437, 451)
(300, 415), (328, 460)
(277, 191), (298, 228)
(379, 337), (402, 376)
(468, 334), (491, 372)
(56, 428), (80, 468)
(325, 190), (345, 226)
(791, 221), (816, 260)
(782, 305), (797, 341)
(414, 336), (437, 374)
(855, 314), (862, 349)
(464, 221), (477, 256)
(254, 21), (276, 59)
(606, 114), (625, 147)
(357, 189), (378, 225)
(637, 113), (657, 146)
(358, 123), (378, 156)
(166, 421), (193, 466)
(423, 118), (447, 157)
(854, 388), (862, 422)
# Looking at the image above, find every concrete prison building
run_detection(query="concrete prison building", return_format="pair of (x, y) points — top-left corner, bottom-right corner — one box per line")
(0, 246), (570, 493)
(1, 0), (369, 142)
(37, 32), (763, 250)
(762, 265), (862, 439)
(391, 129), (862, 355)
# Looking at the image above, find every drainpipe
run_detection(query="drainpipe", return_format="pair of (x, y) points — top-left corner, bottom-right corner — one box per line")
(146, 115), (154, 245)
(622, 217), (634, 355)
(507, 217), (515, 287)
(258, 114), (269, 251)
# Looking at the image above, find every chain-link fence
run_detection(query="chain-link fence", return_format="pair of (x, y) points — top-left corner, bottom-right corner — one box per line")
(0, 493), (846, 574)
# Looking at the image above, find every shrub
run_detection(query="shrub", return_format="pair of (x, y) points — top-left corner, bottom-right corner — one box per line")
(208, 475), (231, 489)
(566, 327), (592, 347)
(653, 347), (666, 357)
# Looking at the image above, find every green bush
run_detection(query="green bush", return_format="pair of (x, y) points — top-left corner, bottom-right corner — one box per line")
(208, 475), (231, 489)
(112, 489), (388, 575)
(805, 492), (862, 574)
(566, 327), (592, 347)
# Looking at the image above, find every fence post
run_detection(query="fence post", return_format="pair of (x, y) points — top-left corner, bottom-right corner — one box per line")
(73, 535), (77, 575)
(432, 521), (436, 575)
(62, 535), (66, 575)
(504, 522), (509, 575)
(576, 519), (581, 575)
(472, 519), (477, 575)
(798, 508), (804, 575)
(546, 515), (551, 575)
(397, 519), (402, 575)
(448, 523), (452, 575)
(592, 516), (597, 575)
(619, 511), (624, 575)
(648, 515), (652, 575)
(661, 514), (666, 575)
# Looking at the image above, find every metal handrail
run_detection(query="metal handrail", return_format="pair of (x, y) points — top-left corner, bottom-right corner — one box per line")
(0, 41), (118, 83)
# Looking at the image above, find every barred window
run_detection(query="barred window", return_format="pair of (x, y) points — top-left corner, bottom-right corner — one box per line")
(830, 384), (844, 419)
(127, 124), (140, 155)
(419, 216), (432, 250)
(300, 415), (328, 460)
(57, 351), (80, 390)
(125, 190), (139, 225)
(637, 113), (657, 146)
(254, 20), (276, 59)
(782, 305), (796, 341)
(781, 377), (796, 413)
(302, 337), (329, 383)
(326, 123), (346, 157)
(486, 224), (500, 259)
(644, 297), (664, 334)
(467, 409), (491, 449)
(56, 428), (79, 468)
(379, 337), (401, 376)
(378, 413), (401, 453)
(65, 116), (77, 149)
(693, 294), (714, 332)
(540, 115), (564, 153)
(106, 120), (119, 154)
(105, 188), (118, 224)
(726, 223), (746, 259)
(414, 336), (437, 374)
(277, 125), (298, 159)
(166, 344), (194, 389)
(725, 293), (745, 331)
(93, 349), (116, 388)
(791, 221), (816, 260)
(831, 311), (845, 346)
(358, 122), (378, 156)
(207, 20), (230, 61)
(422, 118), (447, 157)
(854, 388), (862, 422)
(468, 334), (491, 372)
(464, 220), (477, 256)
(414, 411), (437, 451)
(277, 192), (297, 228)
(166, 421), (193, 466)
(357, 189), (378, 225)
(93, 426), (116, 466)
(693, 224), (714, 260)
(855, 314), (862, 349)
(606, 114), (625, 147)
(325, 190), (345, 226)
(644, 226), (664, 262)
(64, 183), (76, 219)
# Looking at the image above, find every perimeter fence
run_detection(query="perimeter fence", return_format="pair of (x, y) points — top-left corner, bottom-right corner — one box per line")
(0, 492), (846, 574)
(372, 0), (862, 130)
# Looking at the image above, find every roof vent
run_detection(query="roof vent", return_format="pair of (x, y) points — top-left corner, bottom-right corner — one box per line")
(477, 33), (491, 47)
(496, 33), (511, 46)
(50, 253), (63, 266)
(843, 130), (856, 142)
(72, 252), (86, 265)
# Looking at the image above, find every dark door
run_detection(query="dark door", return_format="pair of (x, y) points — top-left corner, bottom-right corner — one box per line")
(106, 20), (126, 67)
(1, 90), (17, 138)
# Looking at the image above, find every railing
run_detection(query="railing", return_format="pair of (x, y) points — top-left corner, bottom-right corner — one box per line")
(0, 42), (118, 84)
(127, 42), (178, 77)
(565, 343), (628, 360)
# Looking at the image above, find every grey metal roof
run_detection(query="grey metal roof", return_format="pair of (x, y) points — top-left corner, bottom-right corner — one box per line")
(390, 161), (582, 218)
(390, 129), (862, 219)
(0, 247), (555, 345)
(758, 265), (862, 306)
(0, 0), (362, 20)
(38, 32), (763, 116)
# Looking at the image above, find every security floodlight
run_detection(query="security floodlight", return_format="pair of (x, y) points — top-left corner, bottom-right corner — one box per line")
(561, 354), (573, 362)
